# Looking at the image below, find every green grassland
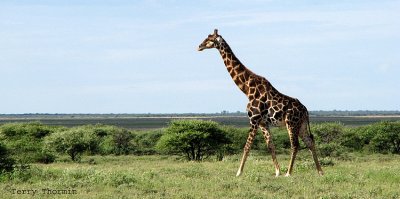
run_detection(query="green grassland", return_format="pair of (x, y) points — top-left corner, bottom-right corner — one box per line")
(1, 153), (400, 199)
(1, 116), (399, 198)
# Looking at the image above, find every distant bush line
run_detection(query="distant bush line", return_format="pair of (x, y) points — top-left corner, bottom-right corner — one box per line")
(1, 120), (399, 173)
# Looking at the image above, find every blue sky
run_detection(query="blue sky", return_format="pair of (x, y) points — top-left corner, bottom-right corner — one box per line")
(0, 0), (399, 113)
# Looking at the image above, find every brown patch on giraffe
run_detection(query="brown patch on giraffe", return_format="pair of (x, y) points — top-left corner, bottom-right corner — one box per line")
(236, 66), (245, 73)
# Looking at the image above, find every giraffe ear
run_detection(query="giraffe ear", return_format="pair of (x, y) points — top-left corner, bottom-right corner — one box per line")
(214, 29), (218, 36)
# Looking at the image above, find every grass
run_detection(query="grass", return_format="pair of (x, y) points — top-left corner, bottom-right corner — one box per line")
(1, 153), (400, 199)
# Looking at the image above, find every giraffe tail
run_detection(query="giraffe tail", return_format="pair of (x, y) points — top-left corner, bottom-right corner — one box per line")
(306, 109), (314, 141)
(307, 119), (314, 141)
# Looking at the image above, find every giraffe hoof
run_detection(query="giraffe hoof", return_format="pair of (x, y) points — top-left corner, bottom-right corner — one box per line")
(285, 173), (291, 177)
(236, 171), (242, 177)
(275, 170), (280, 177)
(318, 171), (324, 176)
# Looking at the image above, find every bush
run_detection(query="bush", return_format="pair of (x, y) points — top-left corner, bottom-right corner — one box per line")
(0, 122), (56, 139)
(349, 125), (377, 149)
(271, 127), (291, 150)
(55, 125), (137, 156)
(156, 120), (230, 161)
(318, 143), (345, 157)
(99, 137), (114, 155)
(340, 129), (364, 151)
(87, 125), (136, 155)
(0, 122), (60, 163)
(34, 151), (56, 164)
(311, 122), (345, 144)
(73, 125), (116, 155)
(0, 142), (15, 173)
(133, 129), (163, 155)
(368, 122), (400, 154)
(112, 129), (134, 155)
(344, 121), (400, 154)
(222, 126), (248, 154)
(44, 128), (99, 161)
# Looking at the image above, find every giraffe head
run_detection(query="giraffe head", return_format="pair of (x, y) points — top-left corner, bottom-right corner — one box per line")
(198, 29), (222, 51)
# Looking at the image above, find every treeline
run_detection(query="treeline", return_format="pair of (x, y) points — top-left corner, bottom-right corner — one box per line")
(310, 110), (400, 116)
(1, 120), (400, 173)
(1, 110), (399, 119)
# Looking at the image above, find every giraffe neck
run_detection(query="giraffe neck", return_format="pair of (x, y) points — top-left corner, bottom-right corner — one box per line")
(217, 38), (254, 95)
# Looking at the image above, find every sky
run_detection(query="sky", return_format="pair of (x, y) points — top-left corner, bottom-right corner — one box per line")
(0, 0), (399, 114)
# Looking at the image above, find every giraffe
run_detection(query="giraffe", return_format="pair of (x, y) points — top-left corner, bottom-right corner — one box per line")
(198, 29), (323, 177)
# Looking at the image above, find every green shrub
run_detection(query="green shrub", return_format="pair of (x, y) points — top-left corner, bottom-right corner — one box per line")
(340, 129), (364, 151)
(0, 142), (15, 173)
(112, 129), (134, 155)
(350, 125), (378, 148)
(73, 125), (115, 155)
(133, 129), (163, 155)
(368, 122), (400, 154)
(91, 124), (114, 137)
(43, 124), (138, 158)
(87, 125), (136, 155)
(271, 127), (291, 150)
(59, 125), (136, 156)
(44, 128), (99, 161)
(0, 122), (56, 138)
(345, 121), (400, 154)
(99, 136), (114, 155)
(222, 126), (248, 154)
(156, 120), (230, 161)
(34, 151), (56, 164)
(0, 122), (60, 163)
(318, 143), (345, 157)
(311, 122), (344, 144)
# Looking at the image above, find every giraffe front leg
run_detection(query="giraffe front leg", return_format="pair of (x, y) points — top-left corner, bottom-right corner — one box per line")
(236, 124), (258, 177)
(259, 123), (280, 177)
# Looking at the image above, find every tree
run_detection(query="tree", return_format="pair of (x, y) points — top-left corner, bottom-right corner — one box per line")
(44, 128), (99, 161)
(156, 120), (230, 161)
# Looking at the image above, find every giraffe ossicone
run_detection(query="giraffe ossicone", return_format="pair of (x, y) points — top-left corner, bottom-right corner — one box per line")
(198, 29), (323, 177)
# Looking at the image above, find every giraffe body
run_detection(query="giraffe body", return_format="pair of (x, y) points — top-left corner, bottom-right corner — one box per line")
(198, 29), (323, 176)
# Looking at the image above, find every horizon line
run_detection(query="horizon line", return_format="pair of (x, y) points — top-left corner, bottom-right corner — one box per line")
(1, 110), (400, 115)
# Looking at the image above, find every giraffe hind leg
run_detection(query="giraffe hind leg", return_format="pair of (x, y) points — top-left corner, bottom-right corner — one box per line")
(299, 122), (324, 175)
